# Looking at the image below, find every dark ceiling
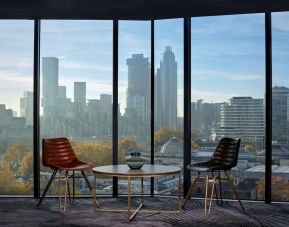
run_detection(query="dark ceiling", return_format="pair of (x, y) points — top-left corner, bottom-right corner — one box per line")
(0, 0), (289, 20)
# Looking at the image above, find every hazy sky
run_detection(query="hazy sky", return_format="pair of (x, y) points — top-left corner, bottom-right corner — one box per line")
(0, 12), (289, 116)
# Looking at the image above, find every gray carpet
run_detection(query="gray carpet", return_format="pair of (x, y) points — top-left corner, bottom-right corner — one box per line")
(0, 197), (288, 226)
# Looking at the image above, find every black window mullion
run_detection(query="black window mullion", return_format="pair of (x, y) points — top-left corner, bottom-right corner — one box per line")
(112, 19), (119, 197)
(150, 19), (155, 197)
(183, 17), (192, 198)
(265, 12), (272, 204)
(33, 19), (41, 198)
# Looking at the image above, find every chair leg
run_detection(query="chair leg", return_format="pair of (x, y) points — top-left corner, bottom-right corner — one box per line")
(63, 171), (68, 213)
(224, 171), (245, 211)
(211, 172), (219, 205)
(182, 172), (200, 209)
(37, 169), (57, 208)
(81, 171), (100, 208)
(218, 170), (223, 205)
(207, 176), (216, 216)
(205, 174), (209, 216)
(66, 171), (71, 203)
(72, 171), (75, 202)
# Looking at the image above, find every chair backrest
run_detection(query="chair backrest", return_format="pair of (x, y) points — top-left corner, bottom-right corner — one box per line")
(209, 137), (241, 170)
(42, 137), (77, 168)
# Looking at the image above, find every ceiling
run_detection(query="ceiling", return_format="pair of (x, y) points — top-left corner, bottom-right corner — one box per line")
(0, 0), (289, 20)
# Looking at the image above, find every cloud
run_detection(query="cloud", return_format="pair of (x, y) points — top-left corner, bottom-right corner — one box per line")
(192, 70), (262, 81)
(191, 89), (239, 103)
(61, 61), (112, 72)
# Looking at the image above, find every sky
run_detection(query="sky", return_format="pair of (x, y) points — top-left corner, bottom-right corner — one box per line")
(0, 13), (289, 116)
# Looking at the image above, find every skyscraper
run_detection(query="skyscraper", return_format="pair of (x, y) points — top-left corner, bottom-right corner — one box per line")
(156, 46), (177, 129)
(272, 86), (289, 145)
(42, 57), (59, 102)
(42, 57), (59, 118)
(217, 97), (265, 146)
(74, 82), (86, 113)
(191, 99), (203, 134)
(20, 91), (33, 126)
(126, 54), (150, 123)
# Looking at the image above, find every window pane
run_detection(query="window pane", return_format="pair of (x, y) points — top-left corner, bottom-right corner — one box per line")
(118, 21), (151, 194)
(272, 12), (289, 202)
(155, 19), (184, 195)
(191, 14), (265, 200)
(0, 20), (34, 195)
(40, 20), (113, 195)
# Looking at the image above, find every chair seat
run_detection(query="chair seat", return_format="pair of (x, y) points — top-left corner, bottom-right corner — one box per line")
(189, 163), (221, 172)
(54, 160), (94, 171)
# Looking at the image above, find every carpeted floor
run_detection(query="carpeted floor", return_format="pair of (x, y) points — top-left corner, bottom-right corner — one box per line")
(0, 197), (288, 226)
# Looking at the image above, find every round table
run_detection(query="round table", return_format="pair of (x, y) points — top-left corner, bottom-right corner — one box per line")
(92, 164), (181, 222)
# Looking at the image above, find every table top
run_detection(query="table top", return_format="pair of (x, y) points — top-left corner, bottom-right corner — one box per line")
(92, 164), (181, 177)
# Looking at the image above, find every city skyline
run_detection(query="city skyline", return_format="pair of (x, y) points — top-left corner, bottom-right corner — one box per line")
(1, 13), (289, 115)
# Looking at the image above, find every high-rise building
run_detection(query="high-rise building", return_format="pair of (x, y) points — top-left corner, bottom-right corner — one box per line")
(42, 57), (59, 103)
(100, 94), (112, 114)
(156, 46), (177, 129)
(272, 86), (289, 145)
(74, 82), (86, 113)
(20, 91), (33, 126)
(216, 97), (265, 147)
(58, 86), (66, 99)
(126, 54), (150, 123)
(191, 99), (203, 134)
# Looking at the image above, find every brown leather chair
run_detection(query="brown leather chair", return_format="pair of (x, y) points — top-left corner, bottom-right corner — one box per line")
(37, 137), (99, 212)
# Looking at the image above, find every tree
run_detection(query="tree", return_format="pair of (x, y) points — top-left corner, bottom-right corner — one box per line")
(256, 176), (289, 200)
(155, 127), (199, 149)
(244, 144), (256, 152)
(154, 128), (183, 143)
(19, 153), (33, 179)
(73, 141), (112, 167)
(0, 168), (27, 194)
(2, 142), (30, 175)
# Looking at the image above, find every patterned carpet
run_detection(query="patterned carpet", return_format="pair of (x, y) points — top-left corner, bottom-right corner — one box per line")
(0, 197), (288, 226)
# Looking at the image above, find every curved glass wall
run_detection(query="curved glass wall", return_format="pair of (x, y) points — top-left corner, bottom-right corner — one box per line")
(40, 20), (113, 195)
(0, 14), (287, 200)
(191, 14), (265, 200)
(0, 20), (34, 195)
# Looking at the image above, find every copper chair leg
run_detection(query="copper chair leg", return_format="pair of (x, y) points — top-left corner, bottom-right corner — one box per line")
(182, 172), (200, 209)
(207, 176), (216, 216)
(204, 174), (209, 216)
(37, 169), (57, 208)
(211, 172), (219, 205)
(224, 171), (245, 211)
(81, 171), (100, 208)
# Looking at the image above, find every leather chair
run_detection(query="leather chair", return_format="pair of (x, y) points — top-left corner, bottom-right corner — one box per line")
(182, 137), (245, 216)
(37, 137), (99, 212)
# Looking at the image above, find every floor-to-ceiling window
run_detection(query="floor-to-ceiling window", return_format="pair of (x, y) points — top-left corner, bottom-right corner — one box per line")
(272, 12), (289, 201)
(191, 14), (265, 200)
(118, 21), (151, 194)
(0, 20), (34, 195)
(154, 19), (184, 195)
(40, 20), (113, 195)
